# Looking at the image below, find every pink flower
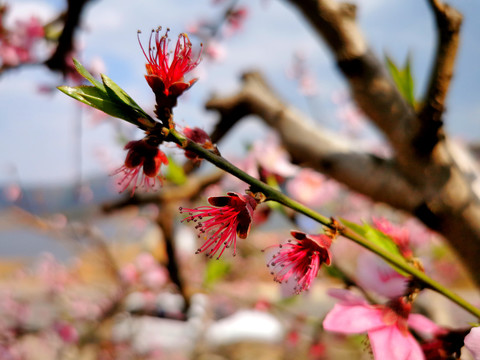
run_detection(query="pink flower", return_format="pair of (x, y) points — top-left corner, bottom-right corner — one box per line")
(356, 252), (408, 299)
(373, 217), (413, 258)
(465, 327), (480, 360)
(113, 139), (168, 196)
(266, 231), (332, 294)
(205, 40), (227, 61)
(323, 289), (440, 360)
(225, 7), (249, 35)
(252, 134), (298, 178)
(181, 126), (214, 163)
(120, 263), (139, 285)
(139, 27), (202, 97)
(55, 322), (79, 344)
(286, 50), (319, 96)
(286, 168), (339, 207)
(180, 192), (257, 259)
(0, 15), (44, 67)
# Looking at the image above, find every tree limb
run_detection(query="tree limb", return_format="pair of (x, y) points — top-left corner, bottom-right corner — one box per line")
(45, 0), (92, 74)
(102, 171), (223, 213)
(286, 0), (426, 174)
(206, 71), (423, 212)
(206, 68), (480, 287)
(416, 0), (462, 153)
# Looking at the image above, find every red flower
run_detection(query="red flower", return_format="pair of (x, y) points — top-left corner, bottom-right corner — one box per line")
(180, 192), (257, 259)
(139, 27), (202, 97)
(113, 140), (168, 195)
(421, 329), (469, 360)
(181, 126), (213, 162)
(266, 231), (332, 294)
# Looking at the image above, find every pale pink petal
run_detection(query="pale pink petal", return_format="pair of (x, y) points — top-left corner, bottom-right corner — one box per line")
(465, 327), (480, 360)
(287, 168), (339, 207)
(327, 288), (368, 306)
(356, 252), (407, 299)
(369, 326), (425, 360)
(323, 303), (385, 333)
(407, 314), (443, 336)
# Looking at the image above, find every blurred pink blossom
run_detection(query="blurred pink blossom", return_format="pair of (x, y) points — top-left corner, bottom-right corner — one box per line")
(142, 267), (168, 290)
(68, 298), (102, 320)
(287, 168), (339, 207)
(135, 252), (157, 273)
(3, 184), (21, 202)
(54, 322), (79, 344)
(465, 327), (480, 360)
(356, 252), (408, 299)
(120, 263), (139, 285)
(373, 217), (412, 258)
(34, 253), (71, 293)
(331, 90), (365, 136)
(205, 40), (227, 61)
(0, 15), (44, 67)
(286, 50), (319, 96)
(225, 7), (248, 36)
(251, 134), (298, 178)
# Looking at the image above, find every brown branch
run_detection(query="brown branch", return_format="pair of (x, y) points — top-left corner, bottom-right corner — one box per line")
(45, 0), (92, 74)
(206, 71), (422, 212)
(206, 68), (480, 287)
(102, 171), (223, 213)
(156, 203), (191, 311)
(286, 0), (422, 173)
(416, 0), (463, 153)
(102, 171), (223, 312)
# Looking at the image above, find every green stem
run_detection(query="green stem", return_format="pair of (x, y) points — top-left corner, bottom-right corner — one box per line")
(169, 128), (480, 319)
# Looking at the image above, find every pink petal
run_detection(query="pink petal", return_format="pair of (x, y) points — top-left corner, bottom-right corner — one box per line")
(323, 303), (385, 333)
(465, 327), (480, 360)
(407, 314), (443, 336)
(327, 288), (369, 306)
(369, 326), (425, 360)
(356, 252), (407, 299)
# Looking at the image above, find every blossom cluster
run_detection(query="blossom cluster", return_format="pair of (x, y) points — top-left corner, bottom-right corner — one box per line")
(56, 25), (480, 360)
(0, 6), (45, 68)
(114, 28), (204, 195)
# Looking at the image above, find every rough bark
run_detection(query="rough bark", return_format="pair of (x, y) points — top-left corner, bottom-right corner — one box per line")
(206, 57), (480, 288)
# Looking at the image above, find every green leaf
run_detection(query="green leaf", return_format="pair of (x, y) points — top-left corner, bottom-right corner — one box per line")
(72, 58), (105, 90)
(165, 156), (187, 185)
(101, 74), (142, 110)
(340, 218), (408, 276)
(101, 74), (157, 127)
(385, 54), (416, 107)
(60, 60), (157, 129)
(79, 94), (139, 125)
(203, 259), (231, 288)
(57, 85), (105, 106)
(58, 85), (138, 126)
(404, 56), (415, 106)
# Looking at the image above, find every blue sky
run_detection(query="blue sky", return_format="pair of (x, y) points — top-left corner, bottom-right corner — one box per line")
(1, 0), (479, 186)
